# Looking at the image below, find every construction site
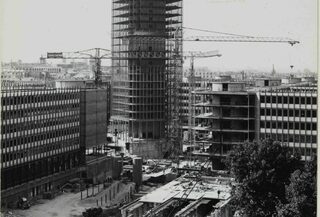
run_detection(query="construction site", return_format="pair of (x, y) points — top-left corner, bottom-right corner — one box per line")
(2, 0), (316, 217)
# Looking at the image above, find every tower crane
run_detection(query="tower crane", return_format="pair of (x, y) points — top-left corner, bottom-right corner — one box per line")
(45, 48), (111, 87)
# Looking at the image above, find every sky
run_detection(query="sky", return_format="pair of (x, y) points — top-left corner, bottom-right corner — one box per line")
(0, 0), (317, 73)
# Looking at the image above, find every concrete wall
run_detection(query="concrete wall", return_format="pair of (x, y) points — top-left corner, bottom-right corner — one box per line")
(130, 140), (165, 159)
(211, 83), (245, 92)
(281, 77), (302, 84)
(80, 89), (107, 149)
(132, 158), (142, 188)
(86, 157), (114, 184)
(255, 79), (281, 87)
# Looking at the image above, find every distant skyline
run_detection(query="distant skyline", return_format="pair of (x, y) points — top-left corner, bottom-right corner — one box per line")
(0, 0), (317, 73)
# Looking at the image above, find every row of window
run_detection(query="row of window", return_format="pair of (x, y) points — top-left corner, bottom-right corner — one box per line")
(2, 128), (79, 148)
(1, 93), (79, 106)
(260, 121), (317, 131)
(129, 82), (165, 89)
(129, 90), (165, 96)
(2, 142), (79, 164)
(260, 108), (317, 117)
(260, 95), (317, 104)
(129, 104), (165, 111)
(2, 119), (79, 134)
(261, 133), (317, 144)
(129, 112), (164, 119)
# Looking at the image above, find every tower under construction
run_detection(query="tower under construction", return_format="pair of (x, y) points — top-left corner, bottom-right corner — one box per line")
(111, 0), (183, 156)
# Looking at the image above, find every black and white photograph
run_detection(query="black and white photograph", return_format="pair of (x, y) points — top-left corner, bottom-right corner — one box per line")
(0, 0), (317, 216)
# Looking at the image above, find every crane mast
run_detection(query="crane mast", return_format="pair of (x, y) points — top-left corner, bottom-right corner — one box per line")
(45, 48), (111, 87)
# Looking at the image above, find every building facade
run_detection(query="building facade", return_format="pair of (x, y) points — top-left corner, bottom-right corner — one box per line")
(1, 88), (85, 207)
(259, 85), (317, 160)
(192, 82), (256, 162)
(111, 0), (183, 141)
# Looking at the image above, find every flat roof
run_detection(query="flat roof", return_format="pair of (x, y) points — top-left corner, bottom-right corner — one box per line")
(140, 175), (232, 203)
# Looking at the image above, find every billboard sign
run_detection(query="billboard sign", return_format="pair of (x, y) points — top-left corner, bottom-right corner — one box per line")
(47, 52), (63, 59)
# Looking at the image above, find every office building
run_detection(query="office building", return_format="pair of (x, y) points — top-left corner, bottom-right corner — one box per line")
(259, 85), (317, 160)
(1, 88), (84, 207)
(111, 0), (183, 154)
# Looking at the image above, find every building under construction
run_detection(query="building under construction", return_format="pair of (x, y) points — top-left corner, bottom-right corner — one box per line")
(111, 0), (183, 157)
(191, 82), (256, 169)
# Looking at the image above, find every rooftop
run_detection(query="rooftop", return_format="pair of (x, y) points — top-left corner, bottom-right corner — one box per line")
(140, 175), (232, 204)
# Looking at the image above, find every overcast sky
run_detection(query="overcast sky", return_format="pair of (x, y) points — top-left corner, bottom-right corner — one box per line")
(0, 0), (317, 73)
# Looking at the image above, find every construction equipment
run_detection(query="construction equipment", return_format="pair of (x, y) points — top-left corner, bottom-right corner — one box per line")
(45, 48), (111, 86)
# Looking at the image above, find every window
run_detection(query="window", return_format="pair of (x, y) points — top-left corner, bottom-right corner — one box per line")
(266, 96), (271, 103)
(266, 122), (271, 128)
(266, 109), (271, 116)
(289, 97), (294, 104)
(222, 84), (228, 91)
(307, 97), (311, 104)
(289, 110), (293, 116)
(289, 122), (294, 129)
(306, 110), (311, 117)
(306, 123), (311, 130)
(289, 135), (294, 142)
(277, 122), (282, 128)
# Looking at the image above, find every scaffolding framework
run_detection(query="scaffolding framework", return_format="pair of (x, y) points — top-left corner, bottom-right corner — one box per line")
(111, 0), (183, 148)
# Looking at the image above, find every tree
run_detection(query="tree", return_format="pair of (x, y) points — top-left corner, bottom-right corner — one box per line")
(226, 139), (302, 217)
(276, 157), (317, 217)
